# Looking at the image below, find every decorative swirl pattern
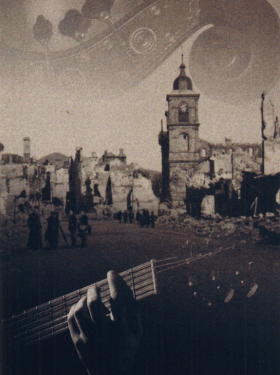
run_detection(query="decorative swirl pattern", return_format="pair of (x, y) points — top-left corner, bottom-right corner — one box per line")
(129, 27), (157, 55)
(189, 0), (280, 103)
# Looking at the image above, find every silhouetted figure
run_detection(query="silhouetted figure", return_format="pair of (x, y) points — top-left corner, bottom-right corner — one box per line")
(79, 211), (88, 247)
(27, 206), (42, 250)
(140, 209), (146, 227)
(45, 211), (59, 249)
(117, 210), (122, 223)
(129, 211), (134, 223)
(136, 210), (141, 223)
(68, 210), (77, 247)
(123, 211), (128, 224)
(150, 212), (157, 228)
(145, 210), (150, 227)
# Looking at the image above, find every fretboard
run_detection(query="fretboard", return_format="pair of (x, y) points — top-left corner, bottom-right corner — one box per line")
(3, 260), (157, 348)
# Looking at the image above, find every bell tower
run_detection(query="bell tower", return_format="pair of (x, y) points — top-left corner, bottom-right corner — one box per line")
(159, 56), (201, 208)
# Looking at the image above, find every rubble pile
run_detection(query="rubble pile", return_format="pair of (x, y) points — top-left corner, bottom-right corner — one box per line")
(157, 211), (280, 245)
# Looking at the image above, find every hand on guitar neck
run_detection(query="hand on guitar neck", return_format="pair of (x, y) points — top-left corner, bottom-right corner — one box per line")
(68, 270), (143, 375)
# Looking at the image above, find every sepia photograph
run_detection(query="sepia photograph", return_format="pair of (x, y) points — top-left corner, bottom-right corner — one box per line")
(1, 0), (280, 374)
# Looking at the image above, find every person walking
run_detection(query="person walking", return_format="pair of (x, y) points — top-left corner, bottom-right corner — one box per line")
(27, 206), (42, 250)
(45, 211), (60, 249)
(68, 210), (77, 247)
(79, 211), (88, 248)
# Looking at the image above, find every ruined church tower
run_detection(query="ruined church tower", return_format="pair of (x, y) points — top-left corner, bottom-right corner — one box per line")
(159, 57), (200, 208)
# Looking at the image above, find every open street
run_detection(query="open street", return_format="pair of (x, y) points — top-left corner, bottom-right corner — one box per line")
(2, 219), (280, 375)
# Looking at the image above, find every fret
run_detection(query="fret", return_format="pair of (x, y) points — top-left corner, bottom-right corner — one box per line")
(23, 311), (27, 346)
(63, 295), (67, 324)
(49, 301), (53, 336)
(130, 269), (136, 298)
(4, 259), (159, 348)
(151, 260), (157, 294)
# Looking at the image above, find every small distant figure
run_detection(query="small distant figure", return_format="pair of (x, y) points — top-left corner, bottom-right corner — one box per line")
(145, 209), (150, 228)
(123, 211), (128, 224)
(117, 210), (122, 223)
(140, 209), (145, 227)
(136, 210), (141, 223)
(150, 212), (157, 228)
(27, 206), (42, 250)
(45, 211), (60, 249)
(129, 211), (134, 224)
(68, 210), (77, 247)
(79, 211), (88, 247)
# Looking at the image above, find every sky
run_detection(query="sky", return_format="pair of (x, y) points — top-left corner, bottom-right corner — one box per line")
(0, 0), (280, 171)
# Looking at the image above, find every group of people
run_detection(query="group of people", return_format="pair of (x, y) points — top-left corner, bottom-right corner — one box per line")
(68, 210), (89, 248)
(27, 206), (89, 250)
(117, 210), (135, 224)
(117, 209), (157, 228)
(137, 209), (157, 228)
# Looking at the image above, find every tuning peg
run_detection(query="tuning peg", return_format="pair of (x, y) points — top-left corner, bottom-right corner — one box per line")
(247, 283), (258, 298)
(217, 285), (235, 303)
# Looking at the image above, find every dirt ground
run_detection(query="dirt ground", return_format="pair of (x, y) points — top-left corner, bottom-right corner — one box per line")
(1, 216), (280, 375)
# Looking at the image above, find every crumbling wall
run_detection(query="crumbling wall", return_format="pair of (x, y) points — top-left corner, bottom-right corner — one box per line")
(264, 139), (280, 175)
(79, 154), (159, 212)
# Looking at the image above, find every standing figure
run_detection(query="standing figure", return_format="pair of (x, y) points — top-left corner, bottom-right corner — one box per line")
(128, 211), (134, 224)
(79, 211), (88, 247)
(136, 210), (141, 223)
(123, 211), (128, 224)
(68, 210), (77, 247)
(27, 206), (42, 250)
(145, 210), (150, 227)
(45, 211), (60, 249)
(150, 212), (157, 228)
(117, 210), (122, 223)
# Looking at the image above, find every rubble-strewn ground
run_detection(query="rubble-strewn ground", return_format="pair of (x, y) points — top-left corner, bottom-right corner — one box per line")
(1, 208), (280, 254)
(157, 211), (280, 245)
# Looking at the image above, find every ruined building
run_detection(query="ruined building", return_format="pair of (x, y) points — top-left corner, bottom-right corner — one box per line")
(159, 59), (262, 210)
(68, 148), (159, 213)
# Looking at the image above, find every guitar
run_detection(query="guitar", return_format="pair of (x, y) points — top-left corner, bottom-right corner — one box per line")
(2, 247), (236, 349)
(3, 245), (279, 375)
(3, 244), (263, 350)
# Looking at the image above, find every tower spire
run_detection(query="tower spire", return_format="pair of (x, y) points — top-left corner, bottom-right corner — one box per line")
(179, 52), (186, 77)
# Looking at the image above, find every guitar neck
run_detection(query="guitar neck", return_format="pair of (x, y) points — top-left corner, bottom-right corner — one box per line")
(3, 260), (158, 348)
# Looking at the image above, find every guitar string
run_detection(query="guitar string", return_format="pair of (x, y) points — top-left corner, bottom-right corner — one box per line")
(16, 257), (261, 347)
(3, 260), (154, 326)
(5, 247), (235, 345)
(154, 246), (235, 273)
(5, 247), (231, 339)
(15, 287), (157, 346)
(10, 279), (155, 342)
(4, 267), (157, 341)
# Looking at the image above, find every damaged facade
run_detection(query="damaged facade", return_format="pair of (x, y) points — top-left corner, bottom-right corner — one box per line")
(159, 60), (280, 216)
(0, 139), (70, 215)
(0, 138), (159, 217)
(68, 148), (159, 214)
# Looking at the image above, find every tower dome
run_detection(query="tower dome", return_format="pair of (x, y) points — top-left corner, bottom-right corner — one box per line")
(173, 57), (193, 91)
